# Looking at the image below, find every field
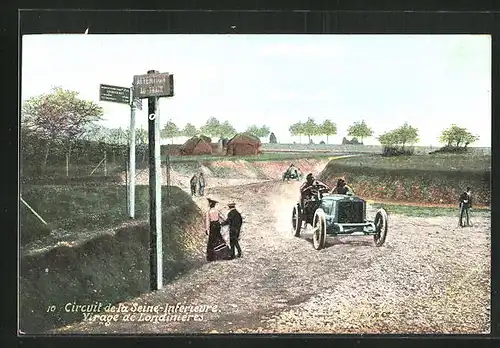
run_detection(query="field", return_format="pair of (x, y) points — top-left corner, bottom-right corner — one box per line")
(166, 151), (334, 163)
(261, 143), (491, 156)
(318, 153), (491, 206)
(19, 146), (491, 334)
(325, 152), (490, 172)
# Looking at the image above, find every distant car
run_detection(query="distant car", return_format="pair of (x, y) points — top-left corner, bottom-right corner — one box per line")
(291, 184), (388, 250)
(282, 167), (302, 182)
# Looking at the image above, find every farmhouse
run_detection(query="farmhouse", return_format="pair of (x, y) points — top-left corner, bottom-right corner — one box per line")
(226, 133), (262, 156)
(180, 136), (213, 156)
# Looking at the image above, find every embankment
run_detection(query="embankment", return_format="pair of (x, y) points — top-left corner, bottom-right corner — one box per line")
(319, 160), (491, 206)
(20, 186), (205, 333)
(128, 158), (332, 188)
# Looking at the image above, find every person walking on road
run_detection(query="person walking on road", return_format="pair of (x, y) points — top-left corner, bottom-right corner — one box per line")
(221, 202), (243, 259)
(190, 174), (198, 196)
(459, 187), (473, 227)
(198, 172), (206, 196)
(205, 198), (232, 262)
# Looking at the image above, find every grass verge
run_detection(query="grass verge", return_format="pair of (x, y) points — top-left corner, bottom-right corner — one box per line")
(166, 152), (334, 163)
(19, 185), (205, 333)
(370, 202), (490, 218)
(329, 153), (490, 173)
(319, 154), (491, 206)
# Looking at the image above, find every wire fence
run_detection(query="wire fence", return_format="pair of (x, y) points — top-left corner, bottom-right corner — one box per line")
(20, 134), (174, 248)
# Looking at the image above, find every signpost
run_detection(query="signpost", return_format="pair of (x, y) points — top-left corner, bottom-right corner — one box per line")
(133, 72), (173, 98)
(99, 83), (141, 219)
(99, 84), (131, 104)
(133, 70), (174, 291)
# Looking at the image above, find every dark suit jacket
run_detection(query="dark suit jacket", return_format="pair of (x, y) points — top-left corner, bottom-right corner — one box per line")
(221, 208), (243, 232)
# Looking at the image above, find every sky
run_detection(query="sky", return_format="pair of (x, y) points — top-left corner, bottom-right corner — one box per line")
(21, 34), (491, 147)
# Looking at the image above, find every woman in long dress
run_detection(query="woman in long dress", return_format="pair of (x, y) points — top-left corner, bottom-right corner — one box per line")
(205, 198), (232, 262)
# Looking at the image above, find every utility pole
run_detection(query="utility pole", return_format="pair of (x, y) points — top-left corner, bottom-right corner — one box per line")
(147, 69), (163, 291)
(133, 69), (173, 292)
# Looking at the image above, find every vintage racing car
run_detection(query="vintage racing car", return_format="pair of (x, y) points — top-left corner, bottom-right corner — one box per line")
(282, 167), (302, 181)
(291, 183), (388, 250)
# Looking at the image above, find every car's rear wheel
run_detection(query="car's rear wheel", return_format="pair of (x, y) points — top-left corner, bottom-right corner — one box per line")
(312, 209), (327, 250)
(291, 204), (302, 237)
(373, 208), (388, 246)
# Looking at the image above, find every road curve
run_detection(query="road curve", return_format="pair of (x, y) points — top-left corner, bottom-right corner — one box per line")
(54, 180), (490, 334)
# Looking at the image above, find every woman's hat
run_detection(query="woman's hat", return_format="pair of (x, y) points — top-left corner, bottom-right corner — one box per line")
(227, 202), (236, 208)
(207, 198), (218, 204)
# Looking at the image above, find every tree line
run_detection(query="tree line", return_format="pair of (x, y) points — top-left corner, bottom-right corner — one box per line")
(21, 87), (482, 177)
(161, 117), (271, 144)
(288, 118), (373, 144)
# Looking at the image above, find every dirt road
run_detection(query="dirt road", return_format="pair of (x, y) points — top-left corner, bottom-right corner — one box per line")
(55, 180), (490, 334)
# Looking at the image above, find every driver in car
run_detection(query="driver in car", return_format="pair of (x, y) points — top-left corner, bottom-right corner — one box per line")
(300, 173), (329, 208)
(286, 163), (297, 175)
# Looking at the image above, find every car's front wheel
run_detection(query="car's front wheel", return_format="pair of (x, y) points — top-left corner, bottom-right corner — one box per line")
(373, 208), (388, 246)
(312, 209), (327, 250)
(292, 204), (302, 237)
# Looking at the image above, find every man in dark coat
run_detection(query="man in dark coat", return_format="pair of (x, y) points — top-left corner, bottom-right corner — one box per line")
(459, 187), (473, 227)
(190, 174), (198, 196)
(300, 173), (329, 217)
(221, 202), (243, 259)
(300, 173), (329, 202)
(198, 172), (206, 196)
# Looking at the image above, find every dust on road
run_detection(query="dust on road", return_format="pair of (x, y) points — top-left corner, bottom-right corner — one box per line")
(54, 180), (490, 334)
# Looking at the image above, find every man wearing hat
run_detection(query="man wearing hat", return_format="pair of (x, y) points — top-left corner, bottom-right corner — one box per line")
(221, 202), (243, 259)
(190, 173), (198, 196)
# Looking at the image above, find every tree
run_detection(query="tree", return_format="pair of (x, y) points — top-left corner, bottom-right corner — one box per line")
(181, 123), (198, 138)
(289, 122), (305, 143)
(302, 117), (320, 143)
(161, 120), (180, 144)
(347, 120), (374, 144)
(378, 122), (419, 156)
(200, 117), (221, 138)
(245, 124), (271, 139)
(321, 119), (337, 144)
(106, 128), (128, 163)
(245, 125), (261, 137)
(395, 122), (419, 148)
(217, 120), (237, 139)
(258, 125), (271, 139)
(21, 86), (103, 175)
(439, 124), (479, 148)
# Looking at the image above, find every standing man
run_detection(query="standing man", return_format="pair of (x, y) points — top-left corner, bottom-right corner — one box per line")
(190, 174), (198, 197)
(198, 172), (206, 196)
(459, 187), (473, 227)
(221, 202), (243, 259)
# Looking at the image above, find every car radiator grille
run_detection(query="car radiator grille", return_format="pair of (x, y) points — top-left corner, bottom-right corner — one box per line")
(338, 201), (364, 223)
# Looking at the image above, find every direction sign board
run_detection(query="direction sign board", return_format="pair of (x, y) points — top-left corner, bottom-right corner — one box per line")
(99, 84), (131, 105)
(133, 72), (171, 98)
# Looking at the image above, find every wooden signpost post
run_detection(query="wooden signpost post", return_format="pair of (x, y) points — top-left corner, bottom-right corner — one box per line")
(133, 70), (174, 291)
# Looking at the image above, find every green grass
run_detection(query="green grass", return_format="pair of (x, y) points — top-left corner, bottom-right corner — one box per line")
(165, 152), (334, 163)
(371, 202), (490, 218)
(21, 163), (125, 178)
(20, 184), (189, 251)
(332, 153), (491, 173)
